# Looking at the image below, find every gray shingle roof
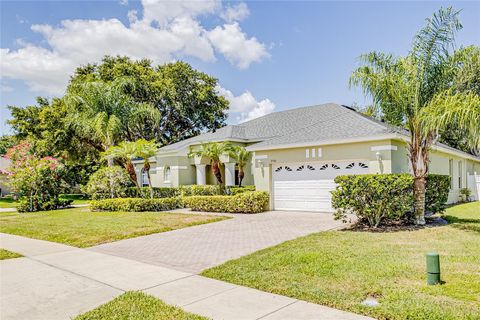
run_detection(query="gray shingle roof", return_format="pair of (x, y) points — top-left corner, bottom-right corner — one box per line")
(160, 103), (401, 151)
(158, 103), (479, 160)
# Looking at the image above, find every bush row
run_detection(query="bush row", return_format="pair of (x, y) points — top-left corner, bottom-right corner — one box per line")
(90, 185), (223, 200)
(227, 185), (256, 195)
(331, 174), (450, 227)
(17, 198), (73, 213)
(90, 197), (181, 212)
(183, 191), (269, 214)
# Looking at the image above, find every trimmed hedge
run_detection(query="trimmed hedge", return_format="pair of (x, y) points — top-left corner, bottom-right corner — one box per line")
(17, 198), (73, 213)
(125, 187), (179, 199)
(331, 174), (450, 227)
(228, 185), (256, 195)
(184, 191), (269, 214)
(179, 185), (221, 196)
(425, 174), (450, 213)
(332, 174), (414, 228)
(90, 197), (180, 212)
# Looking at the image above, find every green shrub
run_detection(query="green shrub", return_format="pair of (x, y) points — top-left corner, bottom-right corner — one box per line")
(17, 198), (73, 213)
(180, 185), (221, 196)
(228, 185), (256, 195)
(82, 166), (133, 200)
(125, 187), (179, 199)
(59, 194), (88, 201)
(183, 191), (269, 214)
(90, 197), (180, 212)
(425, 174), (450, 212)
(332, 174), (414, 228)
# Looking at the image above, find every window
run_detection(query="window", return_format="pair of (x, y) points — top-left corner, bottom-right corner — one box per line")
(141, 169), (149, 187)
(164, 166), (171, 182)
(311, 148), (316, 158)
(448, 159), (453, 189)
(458, 161), (462, 188)
(305, 149), (310, 158)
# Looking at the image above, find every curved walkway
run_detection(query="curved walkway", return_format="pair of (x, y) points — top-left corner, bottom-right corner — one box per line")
(90, 210), (345, 273)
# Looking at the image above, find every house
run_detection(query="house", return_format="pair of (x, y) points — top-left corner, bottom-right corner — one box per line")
(0, 156), (12, 196)
(134, 103), (480, 212)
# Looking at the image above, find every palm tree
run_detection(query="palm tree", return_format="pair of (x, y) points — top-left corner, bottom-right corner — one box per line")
(350, 7), (478, 224)
(188, 142), (232, 185)
(135, 139), (158, 198)
(102, 141), (139, 186)
(229, 146), (251, 186)
(66, 77), (160, 164)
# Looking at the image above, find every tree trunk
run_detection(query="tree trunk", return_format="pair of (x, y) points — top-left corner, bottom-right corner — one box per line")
(238, 167), (244, 187)
(212, 161), (223, 184)
(409, 131), (430, 225)
(107, 156), (114, 167)
(144, 161), (153, 199)
(413, 176), (427, 224)
(126, 161), (138, 187)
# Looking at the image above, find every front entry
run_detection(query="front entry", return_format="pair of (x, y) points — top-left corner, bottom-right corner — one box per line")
(272, 160), (369, 212)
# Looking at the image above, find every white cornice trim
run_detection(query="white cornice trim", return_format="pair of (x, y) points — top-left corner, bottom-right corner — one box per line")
(247, 134), (400, 152)
(371, 145), (398, 151)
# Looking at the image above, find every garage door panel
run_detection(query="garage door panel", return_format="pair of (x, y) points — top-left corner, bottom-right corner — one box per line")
(273, 161), (369, 213)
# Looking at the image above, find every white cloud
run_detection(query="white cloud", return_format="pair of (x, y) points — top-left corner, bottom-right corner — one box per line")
(217, 86), (275, 123)
(119, 0), (128, 5)
(0, 0), (269, 94)
(207, 23), (269, 69)
(1, 84), (13, 93)
(220, 2), (249, 22)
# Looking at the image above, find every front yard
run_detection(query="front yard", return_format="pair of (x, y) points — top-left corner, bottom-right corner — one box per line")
(0, 207), (226, 247)
(203, 202), (480, 320)
(0, 248), (22, 260)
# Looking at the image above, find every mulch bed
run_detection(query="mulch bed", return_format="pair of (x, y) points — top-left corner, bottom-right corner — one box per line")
(344, 216), (449, 233)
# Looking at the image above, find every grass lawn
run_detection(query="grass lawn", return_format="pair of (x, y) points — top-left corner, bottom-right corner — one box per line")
(0, 197), (16, 208)
(0, 248), (23, 260)
(74, 291), (207, 320)
(203, 202), (480, 320)
(0, 207), (226, 248)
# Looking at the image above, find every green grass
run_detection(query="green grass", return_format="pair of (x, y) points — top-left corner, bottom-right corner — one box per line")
(203, 202), (480, 320)
(0, 197), (16, 208)
(74, 291), (208, 320)
(0, 207), (226, 248)
(0, 248), (23, 260)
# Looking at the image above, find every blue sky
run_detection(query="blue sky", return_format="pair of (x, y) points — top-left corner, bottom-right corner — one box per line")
(1, 0), (479, 135)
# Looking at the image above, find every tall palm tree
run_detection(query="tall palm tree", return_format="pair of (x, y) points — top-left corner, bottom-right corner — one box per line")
(66, 77), (160, 164)
(188, 142), (232, 185)
(229, 146), (251, 186)
(350, 7), (478, 224)
(102, 141), (139, 186)
(135, 139), (158, 198)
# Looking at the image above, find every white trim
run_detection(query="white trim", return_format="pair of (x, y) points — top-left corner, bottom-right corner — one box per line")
(371, 145), (398, 151)
(255, 155), (268, 160)
(318, 148), (322, 158)
(132, 158), (157, 164)
(170, 166), (188, 170)
(246, 134), (399, 151)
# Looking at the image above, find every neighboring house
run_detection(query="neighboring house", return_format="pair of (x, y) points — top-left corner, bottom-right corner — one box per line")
(134, 103), (480, 212)
(0, 156), (12, 196)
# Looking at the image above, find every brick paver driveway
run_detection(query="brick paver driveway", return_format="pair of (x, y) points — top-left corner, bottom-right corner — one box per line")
(90, 210), (344, 273)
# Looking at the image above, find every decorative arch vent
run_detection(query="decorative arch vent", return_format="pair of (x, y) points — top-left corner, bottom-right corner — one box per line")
(285, 166), (293, 171)
(358, 163), (368, 168)
(307, 165), (315, 171)
(275, 166), (283, 172)
(332, 164), (341, 170)
(346, 163), (355, 169)
(296, 165), (305, 171)
(319, 164), (328, 170)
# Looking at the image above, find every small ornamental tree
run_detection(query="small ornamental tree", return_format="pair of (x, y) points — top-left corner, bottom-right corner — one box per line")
(82, 166), (133, 200)
(6, 142), (69, 212)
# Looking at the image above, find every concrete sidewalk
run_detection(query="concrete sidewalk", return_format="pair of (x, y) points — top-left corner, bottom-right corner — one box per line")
(0, 233), (372, 320)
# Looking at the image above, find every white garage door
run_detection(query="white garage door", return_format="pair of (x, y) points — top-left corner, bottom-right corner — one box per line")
(273, 161), (369, 212)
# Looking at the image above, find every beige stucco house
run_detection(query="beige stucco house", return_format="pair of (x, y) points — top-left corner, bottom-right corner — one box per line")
(134, 103), (480, 212)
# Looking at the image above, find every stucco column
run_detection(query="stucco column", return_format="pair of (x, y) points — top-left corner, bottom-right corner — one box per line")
(224, 162), (236, 186)
(195, 164), (207, 185)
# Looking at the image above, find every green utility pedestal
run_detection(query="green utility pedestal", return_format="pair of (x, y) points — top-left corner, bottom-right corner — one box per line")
(426, 252), (441, 285)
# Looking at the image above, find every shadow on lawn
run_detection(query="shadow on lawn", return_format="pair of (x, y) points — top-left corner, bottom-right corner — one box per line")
(443, 215), (480, 233)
